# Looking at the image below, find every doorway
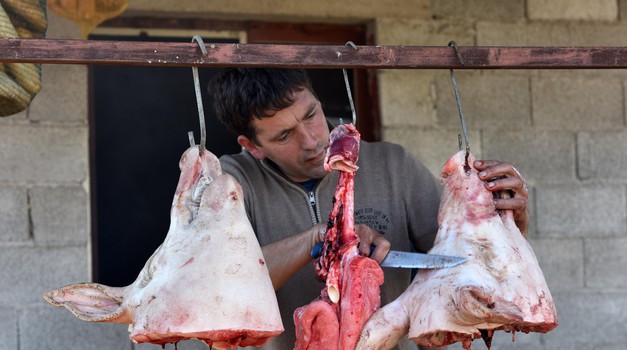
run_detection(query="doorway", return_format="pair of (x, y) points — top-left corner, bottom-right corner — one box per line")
(90, 20), (379, 285)
(89, 32), (242, 285)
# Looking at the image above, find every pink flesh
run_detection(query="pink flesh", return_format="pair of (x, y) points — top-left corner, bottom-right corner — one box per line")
(324, 123), (360, 173)
(316, 124), (362, 289)
(357, 150), (557, 350)
(294, 300), (340, 350)
(44, 146), (283, 349)
(338, 256), (384, 349)
(295, 124), (384, 350)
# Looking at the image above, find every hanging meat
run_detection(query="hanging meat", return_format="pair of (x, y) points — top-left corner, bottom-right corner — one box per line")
(44, 146), (284, 349)
(357, 149), (557, 350)
(294, 123), (384, 350)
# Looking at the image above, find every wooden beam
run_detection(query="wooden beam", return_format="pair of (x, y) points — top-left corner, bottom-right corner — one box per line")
(2, 38), (627, 69)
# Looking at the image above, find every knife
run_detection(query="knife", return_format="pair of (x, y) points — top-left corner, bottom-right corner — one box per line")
(310, 242), (466, 269)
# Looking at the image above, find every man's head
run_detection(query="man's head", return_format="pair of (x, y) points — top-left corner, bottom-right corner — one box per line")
(210, 68), (330, 182)
(210, 68), (317, 143)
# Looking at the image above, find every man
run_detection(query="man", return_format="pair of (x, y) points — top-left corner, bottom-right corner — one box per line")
(209, 68), (529, 349)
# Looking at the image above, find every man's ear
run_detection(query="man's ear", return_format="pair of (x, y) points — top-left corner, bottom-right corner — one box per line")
(237, 135), (265, 160)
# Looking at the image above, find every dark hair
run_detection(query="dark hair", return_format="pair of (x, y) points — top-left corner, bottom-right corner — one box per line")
(208, 68), (317, 144)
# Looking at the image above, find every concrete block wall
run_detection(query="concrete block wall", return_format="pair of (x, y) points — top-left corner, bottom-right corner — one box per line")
(378, 1), (627, 349)
(1, 0), (625, 349)
(0, 10), (133, 350)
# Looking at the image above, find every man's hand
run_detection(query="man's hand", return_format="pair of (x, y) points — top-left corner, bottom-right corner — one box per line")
(474, 159), (529, 236)
(354, 224), (391, 264)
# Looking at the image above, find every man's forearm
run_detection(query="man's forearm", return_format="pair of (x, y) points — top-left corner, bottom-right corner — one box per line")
(262, 223), (326, 290)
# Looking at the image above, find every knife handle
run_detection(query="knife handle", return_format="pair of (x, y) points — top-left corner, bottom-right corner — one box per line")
(310, 242), (375, 259)
(310, 242), (323, 259)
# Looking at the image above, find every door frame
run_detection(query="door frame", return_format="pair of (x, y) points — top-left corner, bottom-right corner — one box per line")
(98, 16), (381, 141)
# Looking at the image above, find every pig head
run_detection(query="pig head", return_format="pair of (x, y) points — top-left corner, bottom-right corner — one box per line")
(357, 150), (557, 350)
(44, 146), (283, 348)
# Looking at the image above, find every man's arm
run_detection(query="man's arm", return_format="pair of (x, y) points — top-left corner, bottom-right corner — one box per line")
(261, 223), (325, 290)
(262, 223), (392, 290)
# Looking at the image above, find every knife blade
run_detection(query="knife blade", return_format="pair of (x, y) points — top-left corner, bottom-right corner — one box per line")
(310, 242), (466, 269)
(379, 250), (466, 269)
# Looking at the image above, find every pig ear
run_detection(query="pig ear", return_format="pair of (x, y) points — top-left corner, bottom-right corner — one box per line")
(44, 283), (130, 323)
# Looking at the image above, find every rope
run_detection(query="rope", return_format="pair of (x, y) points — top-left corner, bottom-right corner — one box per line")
(0, 0), (47, 117)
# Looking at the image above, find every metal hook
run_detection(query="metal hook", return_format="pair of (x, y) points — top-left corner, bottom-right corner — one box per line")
(191, 35), (207, 156)
(448, 41), (470, 169)
(342, 41), (357, 126)
(448, 40), (465, 65)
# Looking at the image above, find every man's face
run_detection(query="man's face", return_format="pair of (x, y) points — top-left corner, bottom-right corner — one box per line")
(238, 89), (330, 183)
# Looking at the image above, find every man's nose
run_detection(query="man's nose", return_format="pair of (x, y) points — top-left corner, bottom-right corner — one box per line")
(300, 127), (319, 150)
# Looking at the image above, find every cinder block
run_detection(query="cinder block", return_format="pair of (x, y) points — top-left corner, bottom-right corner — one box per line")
(528, 238), (584, 292)
(478, 22), (627, 46)
(528, 0), (618, 21)
(376, 18), (474, 46)
(20, 307), (131, 350)
(577, 132), (594, 180)
(383, 126), (482, 177)
(481, 130), (576, 185)
(569, 23), (627, 45)
(313, 0), (430, 19)
(378, 70), (436, 127)
(543, 292), (627, 348)
(525, 187), (538, 237)
(532, 76), (623, 131)
(536, 185), (627, 236)
(29, 64), (88, 123)
(568, 345), (627, 350)
(30, 186), (88, 244)
(444, 331), (541, 350)
(478, 22), (563, 46)
(432, 0), (525, 20)
(0, 108), (27, 121)
(435, 72), (531, 129)
(0, 308), (17, 350)
(621, 0), (627, 20)
(585, 238), (627, 288)
(129, 0), (430, 20)
(0, 186), (28, 242)
(490, 332), (543, 350)
(577, 131), (627, 181)
(0, 125), (87, 183)
(44, 8), (82, 39)
(0, 246), (87, 306)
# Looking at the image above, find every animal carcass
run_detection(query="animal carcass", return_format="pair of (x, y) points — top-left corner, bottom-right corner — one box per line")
(44, 146), (283, 349)
(357, 150), (557, 350)
(294, 124), (384, 350)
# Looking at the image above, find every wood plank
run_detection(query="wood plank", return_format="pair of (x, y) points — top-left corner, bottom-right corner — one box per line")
(2, 38), (627, 69)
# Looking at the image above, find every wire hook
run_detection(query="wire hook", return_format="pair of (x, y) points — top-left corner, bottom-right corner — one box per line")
(448, 41), (470, 170)
(342, 41), (357, 126)
(191, 35), (207, 156)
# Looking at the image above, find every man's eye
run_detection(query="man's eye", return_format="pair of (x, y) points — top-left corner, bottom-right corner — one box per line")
(277, 133), (290, 142)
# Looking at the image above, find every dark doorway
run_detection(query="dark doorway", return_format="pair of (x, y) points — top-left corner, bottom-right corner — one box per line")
(90, 21), (378, 286)
(89, 34), (241, 285)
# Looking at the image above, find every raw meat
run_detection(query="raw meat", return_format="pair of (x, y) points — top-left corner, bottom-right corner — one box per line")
(44, 146), (283, 349)
(294, 124), (384, 350)
(357, 150), (557, 350)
